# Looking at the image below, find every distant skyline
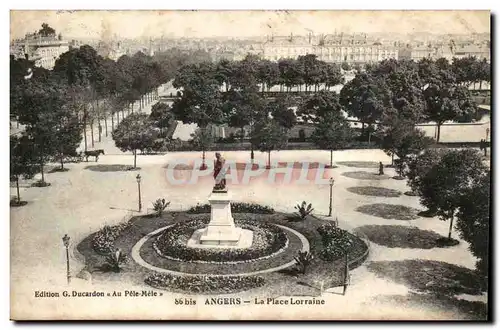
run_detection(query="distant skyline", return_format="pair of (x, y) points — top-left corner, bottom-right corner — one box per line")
(10, 10), (490, 41)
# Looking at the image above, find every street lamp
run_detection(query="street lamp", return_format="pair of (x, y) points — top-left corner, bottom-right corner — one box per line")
(62, 234), (71, 284)
(136, 174), (142, 212)
(328, 177), (335, 217)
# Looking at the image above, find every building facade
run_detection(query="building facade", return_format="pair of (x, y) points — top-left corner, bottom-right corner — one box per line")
(260, 33), (398, 64)
(10, 34), (69, 69)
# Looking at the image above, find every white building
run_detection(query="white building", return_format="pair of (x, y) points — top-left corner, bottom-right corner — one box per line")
(11, 34), (69, 70)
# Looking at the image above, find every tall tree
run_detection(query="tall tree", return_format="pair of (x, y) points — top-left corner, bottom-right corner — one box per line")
(10, 134), (38, 205)
(456, 171), (490, 280)
(423, 83), (477, 142)
(311, 112), (353, 168)
(112, 113), (158, 169)
(190, 127), (215, 170)
(418, 149), (488, 240)
(149, 102), (174, 137)
(379, 118), (434, 176)
(251, 118), (288, 168)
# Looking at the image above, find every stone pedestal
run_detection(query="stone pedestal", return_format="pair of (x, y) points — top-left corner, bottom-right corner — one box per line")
(199, 191), (242, 245)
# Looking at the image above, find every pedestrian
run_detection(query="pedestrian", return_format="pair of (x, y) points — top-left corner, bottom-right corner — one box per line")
(379, 162), (384, 175)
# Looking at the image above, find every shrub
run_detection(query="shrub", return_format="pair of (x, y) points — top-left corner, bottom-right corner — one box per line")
(152, 198), (170, 217)
(187, 202), (275, 214)
(145, 273), (265, 294)
(92, 222), (132, 254)
(154, 218), (288, 263)
(295, 201), (314, 220)
(103, 249), (128, 273)
(294, 250), (314, 274)
(317, 223), (354, 261)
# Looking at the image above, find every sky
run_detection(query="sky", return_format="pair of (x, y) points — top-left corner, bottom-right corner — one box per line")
(10, 10), (490, 41)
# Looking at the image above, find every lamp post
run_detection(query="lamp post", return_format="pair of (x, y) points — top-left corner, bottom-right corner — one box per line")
(136, 174), (142, 212)
(62, 234), (71, 284)
(328, 177), (335, 217)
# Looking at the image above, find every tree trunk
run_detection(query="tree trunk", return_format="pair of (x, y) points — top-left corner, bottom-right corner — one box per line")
(330, 149), (333, 168)
(391, 153), (394, 166)
(133, 149), (137, 169)
(116, 111), (119, 125)
(16, 178), (21, 203)
(40, 156), (45, 183)
(104, 117), (108, 137)
(60, 152), (64, 170)
(83, 107), (88, 152)
(267, 151), (271, 168)
(111, 113), (114, 131)
(436, 123), (442, 143)
(448, 215), (454, 240)
(90, 120), (95, 148)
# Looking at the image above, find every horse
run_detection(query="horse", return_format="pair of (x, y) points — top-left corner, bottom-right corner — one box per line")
(84, 149), (105, 162)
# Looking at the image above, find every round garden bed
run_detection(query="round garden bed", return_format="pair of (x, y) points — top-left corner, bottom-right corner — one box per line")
(77, 207), (369, 295)
(153, 217), (288, 264)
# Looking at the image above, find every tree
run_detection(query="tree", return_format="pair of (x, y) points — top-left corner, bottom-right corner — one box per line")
(341, 62), (351, 71)
(38, 23), (56, 37)
(112, 113), (158, 168)
(423, 83), (477, 142)
(269, 94), (297, 130)
(406, 148), (448, 202)
(340, 72), (389, 139)
(10, 134), (38, 205)
(251, 119), (288, 168)
(190, 127), (215, 170)
(456, 171), (490, 280)
(300, 90), (344, 123)
(379, 116), (434, 172)
(418, 149), (488, 240)
(311, 112), (353, 168)
(149, 102), (174, 137)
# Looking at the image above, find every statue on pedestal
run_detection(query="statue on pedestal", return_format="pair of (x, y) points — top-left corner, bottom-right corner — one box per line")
(213, 152), (227, 192)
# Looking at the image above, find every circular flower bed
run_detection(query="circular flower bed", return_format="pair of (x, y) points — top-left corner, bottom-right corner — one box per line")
(153, 217), (288, 263)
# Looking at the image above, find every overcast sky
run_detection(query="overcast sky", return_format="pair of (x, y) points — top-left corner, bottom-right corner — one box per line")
(10, 10), (490, 40)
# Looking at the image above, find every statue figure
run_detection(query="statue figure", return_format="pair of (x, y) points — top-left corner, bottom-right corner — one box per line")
(213, 152), (227, 191)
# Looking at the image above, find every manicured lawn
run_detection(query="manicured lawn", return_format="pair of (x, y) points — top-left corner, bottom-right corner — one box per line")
(354, 225), (447, 249)
(356, 203), (420, 220)
(342, 171), (390, 180)
(347, 186), (402, 198)
(367, 259), (484, 296)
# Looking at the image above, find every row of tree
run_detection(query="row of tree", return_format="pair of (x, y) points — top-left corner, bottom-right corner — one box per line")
(10, 34), (210, 202)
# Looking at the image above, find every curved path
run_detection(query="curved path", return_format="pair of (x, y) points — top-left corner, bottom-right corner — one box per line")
(131, 224), (310, 277)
